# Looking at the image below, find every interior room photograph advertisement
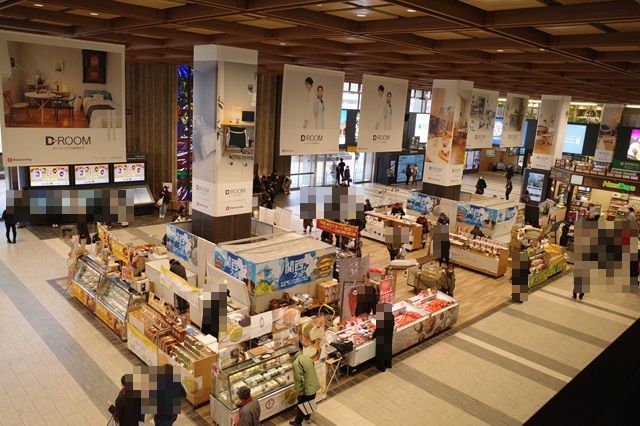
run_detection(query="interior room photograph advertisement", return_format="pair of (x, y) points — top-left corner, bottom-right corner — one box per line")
(357, 74), (408, 153)
(0, 30), (126, 166)
(279, 64), (344, 155)
(500, 93), (529, 148)
(192, 45), (256, 217)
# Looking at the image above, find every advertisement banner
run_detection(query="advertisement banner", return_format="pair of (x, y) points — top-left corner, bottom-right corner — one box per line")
(456, 204), (498, 229)
(531, 95), (571, 170)
(192, 45), (256, 218)
(406, 191), (441, 215)
(110, 238), (131, 264)
(279, 64), (344, 155)
(316, 219), (359, 239)
(166, 224), (198, 266)
(214, 247), (255, 288)
(466, 88), (499, 149)
(594, 104), (624, 163)
(500, 93), (529, 148)
(424, 80), (473, 186)
(253, 248), (335, 295)
(0, 31), (126, 166)
(357, 74), (408, 152)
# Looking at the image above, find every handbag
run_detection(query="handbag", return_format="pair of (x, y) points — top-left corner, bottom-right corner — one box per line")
(155, 197), (163, 207)
(298, 399), (317, 416)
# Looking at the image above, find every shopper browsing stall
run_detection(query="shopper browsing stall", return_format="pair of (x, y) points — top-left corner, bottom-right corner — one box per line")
(373, 302), (394, 372)
(438, 264), (456, 297)
(475, 177), (487, 195)
(108, 375), (142, 426)
(416, 212), (430, 248)
(390, 202), (405, 217)
(290, 344), (320, 426)
(234, 386), (261, 426)
(364, 199), (374, 213)
(470, 225), (485, 239)
(437, 212), (450, 226)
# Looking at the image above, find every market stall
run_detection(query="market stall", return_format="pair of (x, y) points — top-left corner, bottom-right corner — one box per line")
(456, 199), (523, 238)
(362, 211), (423, 251)
(447, 233), (510, 277)
(527, 244), (567, 288)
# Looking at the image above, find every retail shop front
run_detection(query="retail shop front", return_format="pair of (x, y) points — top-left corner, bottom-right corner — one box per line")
(549, 166), (640, 222)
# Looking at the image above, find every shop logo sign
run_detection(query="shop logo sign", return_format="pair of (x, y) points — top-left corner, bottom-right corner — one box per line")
(45, 136), (91, 146)
(372, 135), (390, 141)
(225, 188), (246, 195)
(603, 180), (636, 192)
(300, 135), (323, 142)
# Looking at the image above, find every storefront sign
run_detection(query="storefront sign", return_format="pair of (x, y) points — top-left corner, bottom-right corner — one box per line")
(254, 249), (335, 293)
(316, 219), (359, 238)
(166, 224), (198, 266)
(582, 175), (640, 195)
(214, 247), (254, 286)
(406, 191), (440, 215)
(466, 88), (499, 149)
(160, 264), (201, 311)
(550, 167), (572, 184)
(611, 159), (640, 173)
(279, 64), (344, 155)
(357, 74), (408, 152)
(71, 282), (95, 312)
(501, 93), (529, 148)
(594, 104), (624, 163)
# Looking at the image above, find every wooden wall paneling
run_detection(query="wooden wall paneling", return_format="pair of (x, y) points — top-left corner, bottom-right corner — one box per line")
(255, 73), (278, 176)
(125, 62), (177, 203)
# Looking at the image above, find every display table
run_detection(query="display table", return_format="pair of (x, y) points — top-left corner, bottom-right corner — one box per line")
(528, 245), (567, 288)
(330, 291), (459, 368)
(362, 212), (423, 251)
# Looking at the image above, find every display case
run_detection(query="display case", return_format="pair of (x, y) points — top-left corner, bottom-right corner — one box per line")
(211, 344), (298, 426)
(70, 255), (105, 312)
(362, 212), (423, 251)
(528, 244), (567, 288)
(445, 233), (509, 277)
(95, 275), (144, 340)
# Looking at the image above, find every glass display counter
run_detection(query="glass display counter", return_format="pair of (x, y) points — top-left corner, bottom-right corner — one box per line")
(95, 275), (145, 341)
(70, 256), (105, 312)
(211, 344), (298, 426)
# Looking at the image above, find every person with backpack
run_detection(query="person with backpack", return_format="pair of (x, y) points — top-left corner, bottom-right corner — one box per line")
(289, 344), (320, 426)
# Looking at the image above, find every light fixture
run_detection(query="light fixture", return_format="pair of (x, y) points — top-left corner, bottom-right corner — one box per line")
(498, 97), (507, 102)
(279, 42), (286, 46)
(317, 3), (323, 6)
(496, 49), (504, 52)
(34, 3), (44, 6)
(625, 104), (640, 108)
(356, 14), (366, 17)
(90, 12), (99, 16)
(539, 48), (546, 51)
(406, 9), (416, 13)
(571, 102), (598, 106)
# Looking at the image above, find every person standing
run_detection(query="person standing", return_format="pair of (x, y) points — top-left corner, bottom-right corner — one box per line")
(390, 202), (405, 217)
(475, 176), (487, 195)
(373, 302), (394, 372)
(470, 225), (484, 239)
(438, 263), (456, 297)
(416, 212), (429, 248)
(343, 166), (351, 187)
(2, 209), (17, 244)
(330, 161), (338, 185)
(154, 364), (186, 426)
(234, 386), (261, 426)
(505, 180), (513, 200)
(337, 158), (345, 183)
(375, 85), (385, 130)
(302, 219), (313, 234)
(302, 77), (314, 129)
(559, 223), (571, 247)
(436, 212), (450, 226)
(314, 85), (325, 129)
(364, 199), (374, 213)
(108, 375), (142, 426)
(289, 345), (320, 426)
(384, 92), (393, 130)
(410, 164), (418, 185)
(159, 185), (170, 218)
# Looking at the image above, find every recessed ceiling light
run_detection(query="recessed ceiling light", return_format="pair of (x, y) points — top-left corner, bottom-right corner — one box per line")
(496, 49), (504, 52)
(279, 42), (286, 46)
(406, 9), (416, 13)
(539, 48), (546, 51)
(34, 3), (44, 6)
(317, 3), (323, 6)
(90, 12), (99, 16)
(356, 14), (366, 17)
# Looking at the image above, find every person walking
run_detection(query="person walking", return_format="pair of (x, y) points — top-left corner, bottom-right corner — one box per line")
(337, 158), (345, 183)
(343, 166), (351, 186)
(234, 386), (261, 426)
(158, 185), (171, 218)
(108, 375), (142, 426)
(373, 303), (394, 372)
(154, 364), (186, 426)
(475, 176), (487, 195)
(415, 212), (429, 248)
(289, 345), (320, 426)
(405, 164), (413, 186)
(2, 209), (17, 244)
(505, 179), (513, 200)
(386, 242), (400, 261)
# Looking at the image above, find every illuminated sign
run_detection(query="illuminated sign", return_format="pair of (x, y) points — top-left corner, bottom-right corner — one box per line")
(602, 180), (636, 192)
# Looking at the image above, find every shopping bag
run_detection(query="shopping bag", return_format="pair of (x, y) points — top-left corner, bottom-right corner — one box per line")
(155, 197), (163, 207)
(298, 399), (317, 416)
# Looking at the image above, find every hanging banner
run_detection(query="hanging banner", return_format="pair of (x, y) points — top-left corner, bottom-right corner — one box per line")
(406, 192), (441, 215)
(466, 88), (498, 149)
(279, 64), (344, 155)
(192, 45), (257, 218)
(424, 79), (473, 186)
(594, 104), (624, 163)
(316, 219), (359, 239)
(0, 30), (126, 166)
(357, 74), (408, 152)
(501, 93), (529, 148)
(166, 223), (198, 266)
(531, 95), (571, 170)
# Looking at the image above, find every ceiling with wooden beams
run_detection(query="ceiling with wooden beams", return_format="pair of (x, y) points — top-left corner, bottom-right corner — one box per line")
(3, 0), (640, 103)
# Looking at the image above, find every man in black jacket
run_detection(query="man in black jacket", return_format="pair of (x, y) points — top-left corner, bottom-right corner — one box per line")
(2, 209), (16, 244)
(108, 375), (142, 426)
(373, 303), (394, 371)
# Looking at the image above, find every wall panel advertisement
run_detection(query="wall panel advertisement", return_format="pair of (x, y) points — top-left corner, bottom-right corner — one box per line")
(594, 104), (624, 163)
(500, 93), (529, 148)
(357, 74), (408, 152)
(423, 79), (473, 186)
(466, 88), (498, 149)
(279, 64), (344, 155)
(193, 45), (257, 217)
(0, 30), (126, 166)
(531, 95), (571, 170)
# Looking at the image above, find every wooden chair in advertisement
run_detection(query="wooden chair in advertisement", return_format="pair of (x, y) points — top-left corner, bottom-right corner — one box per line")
(3, 90), (29, 125)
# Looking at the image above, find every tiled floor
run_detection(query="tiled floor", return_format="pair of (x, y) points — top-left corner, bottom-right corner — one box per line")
(1, 195), (639, 425)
